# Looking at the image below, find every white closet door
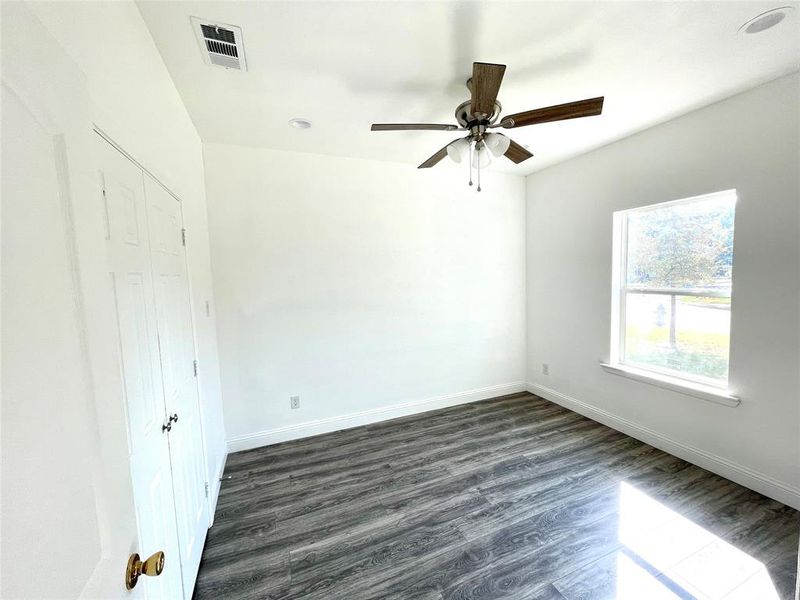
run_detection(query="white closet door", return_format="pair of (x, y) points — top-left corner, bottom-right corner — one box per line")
(97, 137), (184, 600)
(144, 175), (210, 595)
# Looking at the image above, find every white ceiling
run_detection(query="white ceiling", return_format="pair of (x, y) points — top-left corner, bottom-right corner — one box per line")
(138, 1), (799, 176)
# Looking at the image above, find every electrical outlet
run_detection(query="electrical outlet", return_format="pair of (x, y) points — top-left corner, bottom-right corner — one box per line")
(542, 363), (550, 376)
(290, 395), (300, 410)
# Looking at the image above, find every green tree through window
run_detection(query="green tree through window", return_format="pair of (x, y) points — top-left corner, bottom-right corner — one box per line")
(627, 200), (734, 290)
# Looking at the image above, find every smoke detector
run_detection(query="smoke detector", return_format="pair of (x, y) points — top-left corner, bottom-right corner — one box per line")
(191, 17), (247, 71)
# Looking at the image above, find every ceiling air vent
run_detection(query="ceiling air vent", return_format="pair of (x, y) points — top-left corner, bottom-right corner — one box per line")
(191, 17), (247, 71)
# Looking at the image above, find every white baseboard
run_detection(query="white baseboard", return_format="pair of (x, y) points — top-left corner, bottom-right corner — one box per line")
(227, 381), (527, 453)
(527, 382), (800, 510)
(207, 450), (227, 526)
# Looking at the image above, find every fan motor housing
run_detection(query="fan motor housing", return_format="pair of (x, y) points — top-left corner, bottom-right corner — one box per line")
(455, 99), (502, 128)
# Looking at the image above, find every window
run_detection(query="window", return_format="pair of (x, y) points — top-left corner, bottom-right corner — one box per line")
(610, 190), (736, 389)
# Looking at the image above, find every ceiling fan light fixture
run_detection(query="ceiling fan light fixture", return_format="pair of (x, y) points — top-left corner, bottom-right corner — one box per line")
(447, 138), (470, 163)
(471, 143), (492, 169)
(485, 133), (511, 157)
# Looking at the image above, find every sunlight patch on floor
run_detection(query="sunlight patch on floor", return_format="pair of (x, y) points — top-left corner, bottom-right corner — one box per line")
(614, 551), (682, 599)
(617, 482), (779, 599)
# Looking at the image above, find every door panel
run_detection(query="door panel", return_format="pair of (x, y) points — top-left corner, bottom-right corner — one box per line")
(145, 175), (209, 594)
(98, 137), (184, 600)
(120, 272), (162, 453)
(140, 467), (184, 599)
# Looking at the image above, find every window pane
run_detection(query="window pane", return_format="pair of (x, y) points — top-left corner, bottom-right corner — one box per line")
(626, 195), (735, 293)
(624, 292), (730, 382)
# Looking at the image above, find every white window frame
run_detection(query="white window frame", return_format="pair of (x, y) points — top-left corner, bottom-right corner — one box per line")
(604, 190), (740, 407)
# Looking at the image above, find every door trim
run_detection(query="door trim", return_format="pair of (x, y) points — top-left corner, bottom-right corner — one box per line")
(93, 125), (182, 204)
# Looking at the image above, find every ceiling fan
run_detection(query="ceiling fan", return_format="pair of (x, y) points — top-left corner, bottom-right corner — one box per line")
(371, 62), (604, 191)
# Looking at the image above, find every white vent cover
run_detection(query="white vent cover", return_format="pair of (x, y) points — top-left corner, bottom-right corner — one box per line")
(191, 17), (247, 71)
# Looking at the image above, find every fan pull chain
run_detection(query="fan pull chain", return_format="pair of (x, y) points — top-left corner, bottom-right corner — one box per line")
(477, 153), (481, 192)
(468, 143), (473, 187)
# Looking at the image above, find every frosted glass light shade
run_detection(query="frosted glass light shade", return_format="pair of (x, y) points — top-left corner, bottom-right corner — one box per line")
(472, 144), (491, 168)
(485, 132), (511, 157)
(446, 138), (470, 163)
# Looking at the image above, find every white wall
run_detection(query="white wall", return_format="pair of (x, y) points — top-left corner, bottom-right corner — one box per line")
(1, 2), (226, 597)
(27, 1), (227, 497)
(204, 143), (526, 448)
(2, 5), (138, 598)
(525, 73), (800, 508)
(2, 24), (102, 600)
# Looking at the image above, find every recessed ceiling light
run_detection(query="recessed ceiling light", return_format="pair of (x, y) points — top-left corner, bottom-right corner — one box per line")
(288, 118), (312, 129)
(739, 6), (793, 34)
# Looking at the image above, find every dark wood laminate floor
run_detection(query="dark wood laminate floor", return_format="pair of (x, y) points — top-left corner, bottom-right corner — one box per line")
(194, 392), (799, 600)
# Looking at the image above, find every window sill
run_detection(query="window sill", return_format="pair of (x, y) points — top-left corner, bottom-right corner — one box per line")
(600, 362), (741, 407)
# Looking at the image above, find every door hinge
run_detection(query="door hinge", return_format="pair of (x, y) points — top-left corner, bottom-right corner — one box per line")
(193, 360), (198, 377)
(181, 228), (187, 247)
(204, 482), (209, 498)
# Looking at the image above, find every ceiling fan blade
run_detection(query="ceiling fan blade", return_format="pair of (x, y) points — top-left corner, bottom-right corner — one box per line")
(371, 123), (459, 131)
(500, 97), (604, 129)
(471, 62), (506, 118)
(417, 143), (452, 169)
(504, 139), (533, 164)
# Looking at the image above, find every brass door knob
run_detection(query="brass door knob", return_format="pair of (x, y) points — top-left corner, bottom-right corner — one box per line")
(125, 550), (165, 590)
